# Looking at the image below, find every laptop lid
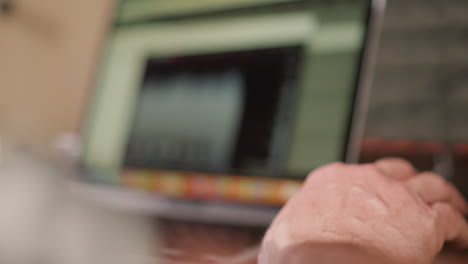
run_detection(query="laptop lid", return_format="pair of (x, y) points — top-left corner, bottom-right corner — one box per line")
(79, 0), (386, 225)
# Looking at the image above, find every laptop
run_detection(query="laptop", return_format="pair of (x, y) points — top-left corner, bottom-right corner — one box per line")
(77, 0), (386, 225)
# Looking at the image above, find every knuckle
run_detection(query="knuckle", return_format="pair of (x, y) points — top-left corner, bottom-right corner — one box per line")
(434, 203), (457, 221)
(307, 162), (345, 177)
(423, 172), (448, 188)
(446, 182), (459, 192)
(374, 157), (416, 174)
(304, 162), (347, 186)
(434, 204), (447, 222)
(377, 157), (413, 168)
(326, 161), (346, 170)
(425, 171), (444, 181)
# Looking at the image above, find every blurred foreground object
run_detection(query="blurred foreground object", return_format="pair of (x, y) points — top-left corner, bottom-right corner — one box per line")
(0, 143), (158, 264)
(0, 0), (113, 157)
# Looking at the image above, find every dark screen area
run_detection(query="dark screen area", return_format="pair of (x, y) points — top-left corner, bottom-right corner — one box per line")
(124, 46), (302, 176)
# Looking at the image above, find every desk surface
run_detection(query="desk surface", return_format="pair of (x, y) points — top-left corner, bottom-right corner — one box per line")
(158, 220), (468, 264)
(159, 220), (263, 264)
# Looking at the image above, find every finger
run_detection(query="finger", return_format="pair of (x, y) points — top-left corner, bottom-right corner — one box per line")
(374, 158), (418, 180)
(407, 172), (468, 214)
(433, 202), (468, 249)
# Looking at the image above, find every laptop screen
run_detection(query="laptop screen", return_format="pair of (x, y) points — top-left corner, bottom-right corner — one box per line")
(82, 0), (376, 207)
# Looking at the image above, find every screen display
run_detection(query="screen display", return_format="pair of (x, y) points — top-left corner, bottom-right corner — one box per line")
(124, 47), (303, 178)
(83, 0), (372, 205)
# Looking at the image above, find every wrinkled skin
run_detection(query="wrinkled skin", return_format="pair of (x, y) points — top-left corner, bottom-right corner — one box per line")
(260, 159), (468, 264)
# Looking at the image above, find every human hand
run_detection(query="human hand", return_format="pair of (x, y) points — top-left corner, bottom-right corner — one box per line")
(259, 159), (468, 264)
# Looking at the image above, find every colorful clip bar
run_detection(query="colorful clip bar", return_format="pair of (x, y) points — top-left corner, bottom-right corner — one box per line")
(120, 169), (303, 206)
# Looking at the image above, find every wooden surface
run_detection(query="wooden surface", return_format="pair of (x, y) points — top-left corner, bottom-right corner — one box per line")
(158, 220), (468, 264)
(160, 220), (263, 264)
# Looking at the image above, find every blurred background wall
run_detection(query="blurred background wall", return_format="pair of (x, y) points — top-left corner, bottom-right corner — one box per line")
(366, 0), (468, 142)
(362, 0), (468, 195)
(1, 0), (467, 156)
